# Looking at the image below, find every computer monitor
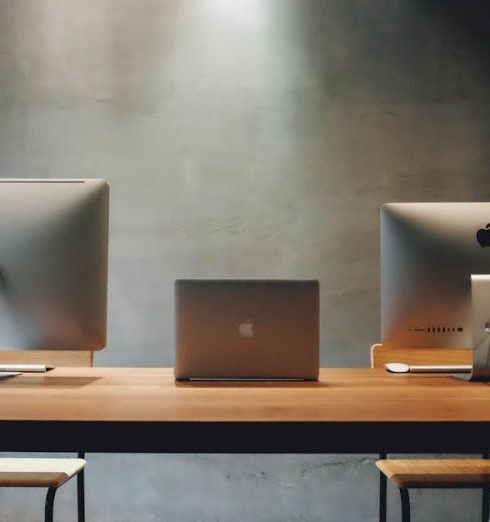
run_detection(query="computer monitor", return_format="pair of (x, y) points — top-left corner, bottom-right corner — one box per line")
(381, 202), (490, 349)
(0, 179), (109, 351)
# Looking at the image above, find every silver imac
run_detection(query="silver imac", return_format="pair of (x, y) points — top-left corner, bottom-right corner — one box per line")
(0, 179), (109, 353)
(381, 202), (490, 351)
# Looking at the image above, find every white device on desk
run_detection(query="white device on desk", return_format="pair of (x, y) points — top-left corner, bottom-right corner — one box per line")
(174, 279), (319, 381)
(0, 179), (109, 375)
(0, 365), (53, 373)
(385, 362), (471, 374)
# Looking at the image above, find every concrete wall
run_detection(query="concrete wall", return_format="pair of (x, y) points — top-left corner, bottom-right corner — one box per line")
(1, 1), (490, 520)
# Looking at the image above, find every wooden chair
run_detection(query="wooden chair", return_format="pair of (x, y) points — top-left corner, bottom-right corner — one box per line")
(0, 350), (92, 522)
(371, 344), (489, 522)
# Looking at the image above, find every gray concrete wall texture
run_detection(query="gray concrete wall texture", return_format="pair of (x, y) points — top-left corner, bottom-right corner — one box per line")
(0, 0), (489, 520)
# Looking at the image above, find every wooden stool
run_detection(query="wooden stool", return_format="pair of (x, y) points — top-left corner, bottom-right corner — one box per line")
(0, 458), (86, 522)
(376, 459), (490, 521)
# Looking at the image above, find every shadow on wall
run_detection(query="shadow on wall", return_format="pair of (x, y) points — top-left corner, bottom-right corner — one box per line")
(289, 0), (490, 105)
(425, 0), (490, 55)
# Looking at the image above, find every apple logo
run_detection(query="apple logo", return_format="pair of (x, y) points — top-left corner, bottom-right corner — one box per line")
(238, 319), (254, 338)
(477, 224), (490, 247)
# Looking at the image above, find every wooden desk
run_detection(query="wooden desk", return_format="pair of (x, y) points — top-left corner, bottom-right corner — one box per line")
(1, 368), (490, 454)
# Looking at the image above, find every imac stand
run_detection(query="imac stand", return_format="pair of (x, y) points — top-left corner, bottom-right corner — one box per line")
(454, 275), (490, 382)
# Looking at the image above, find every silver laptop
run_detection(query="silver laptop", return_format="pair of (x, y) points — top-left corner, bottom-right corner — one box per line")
(174, 279), (319, 381)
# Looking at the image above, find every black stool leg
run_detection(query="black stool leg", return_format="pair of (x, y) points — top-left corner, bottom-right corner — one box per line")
(379, 452), (387, 522)
(77, 451), (86, 522)
(483, 453), (489, 522)
(483, 491), (489, 522)
(399, 488), (410, 522)
(45, 487), (57, 522)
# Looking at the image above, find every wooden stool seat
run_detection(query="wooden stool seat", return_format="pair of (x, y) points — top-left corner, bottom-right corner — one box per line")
(0, 458), (86, 488)
(376, 459), (490, 489)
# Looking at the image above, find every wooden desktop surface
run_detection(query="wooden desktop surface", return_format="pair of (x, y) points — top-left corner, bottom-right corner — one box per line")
(1, 367), (489, 454)
(0, 367), (489, 422)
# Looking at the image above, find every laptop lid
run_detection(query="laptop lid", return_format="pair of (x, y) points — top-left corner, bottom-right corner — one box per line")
(174, 279), (319, 380)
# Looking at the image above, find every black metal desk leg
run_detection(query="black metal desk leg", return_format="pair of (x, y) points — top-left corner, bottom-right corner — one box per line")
(45, 487), (57, 522)
(379, 452), (387, 522)
(77, 452), (86, 522)
(483, 453), (489, 522)
(399, 488), (410, 522)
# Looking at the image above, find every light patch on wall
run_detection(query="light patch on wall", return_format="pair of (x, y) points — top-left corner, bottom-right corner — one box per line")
(204, 0), (268, 30)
